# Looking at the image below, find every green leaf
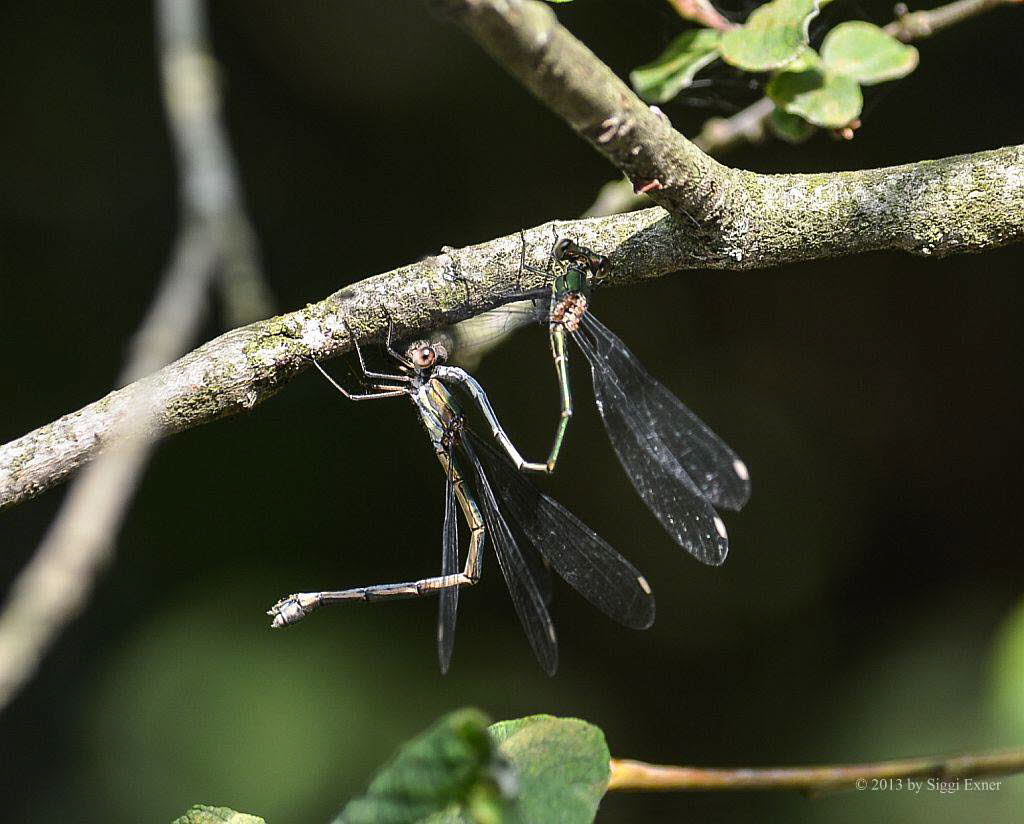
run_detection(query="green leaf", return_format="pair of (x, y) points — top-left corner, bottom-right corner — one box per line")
(782, 47), (819, 73)
(337, 709), (510, 824)
(171, 806), (265, 824)
(720, 0), (824, 71)
(993, 597), (1024, 741)
(767, 50), (863, 128)
(769, 107), (817, 143)
(420, 809), (468, 824)
(820, 21), (919, 85)
(488, 715), (610, 824)
(630, 29), (722, 103)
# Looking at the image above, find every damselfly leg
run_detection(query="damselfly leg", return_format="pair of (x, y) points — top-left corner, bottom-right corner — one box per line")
(368, 307), (419, 371)
(308, 358), (407, 400)
(269, 418), (486, 647)
(345, 320), (412, 383)
(517, 230), (578, 472)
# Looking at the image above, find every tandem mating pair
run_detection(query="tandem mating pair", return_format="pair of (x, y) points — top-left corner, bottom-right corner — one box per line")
(268, 236), (751, 675)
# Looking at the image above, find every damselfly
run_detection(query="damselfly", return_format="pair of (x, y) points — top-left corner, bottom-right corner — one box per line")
(268, 320), (655, 674)
(456, 234), (751, 566)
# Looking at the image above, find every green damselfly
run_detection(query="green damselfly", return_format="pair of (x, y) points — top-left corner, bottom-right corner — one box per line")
(268, 320), (654, 675)
(454, 234), (751, 566)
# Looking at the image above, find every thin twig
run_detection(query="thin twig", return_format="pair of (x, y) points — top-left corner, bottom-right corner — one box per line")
(585, 0), (1020, 217)
(0, 228), (217, 710)
(885, 0), (1020, 42)
(608, 748), (1024, 793)
(158, 0), (274, 325)
(666, 0), (737, 31)
(0, 0), (271, 714)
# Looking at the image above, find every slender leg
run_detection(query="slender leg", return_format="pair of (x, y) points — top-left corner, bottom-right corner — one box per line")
(381, 309), (415, 369)
(544, 323), (573, 471)
(343, 321), (411, 382)
(267, 447), (487, 627)
(309, 358), (407, 401)
(518, 229), (556, 287)
(436, 449), (486, 581)
(518, 233), (571, 471)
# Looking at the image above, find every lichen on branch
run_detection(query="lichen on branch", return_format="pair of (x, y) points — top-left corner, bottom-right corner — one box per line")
(3, 141), (1023, 513)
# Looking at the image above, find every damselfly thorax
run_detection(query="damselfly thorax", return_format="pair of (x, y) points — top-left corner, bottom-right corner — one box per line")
(415, 376), (463, 449)
(548, 237), (602, 334)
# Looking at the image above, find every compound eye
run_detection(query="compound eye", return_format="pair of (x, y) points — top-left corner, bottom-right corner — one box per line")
(412, 346), (436, 368)
(553, 238), (573, 261)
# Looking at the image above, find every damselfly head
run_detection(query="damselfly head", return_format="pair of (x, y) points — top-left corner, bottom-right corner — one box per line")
(552, 237), (608, 277)
(552, 237), (577, 262)
(406, 340), (448, 370)
(585, 251), (609, 277)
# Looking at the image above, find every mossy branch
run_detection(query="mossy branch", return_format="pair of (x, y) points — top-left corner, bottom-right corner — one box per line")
(3, 135), (1023, 513)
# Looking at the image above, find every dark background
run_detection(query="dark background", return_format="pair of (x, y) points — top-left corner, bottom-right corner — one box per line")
(2, 1), (1023, 822)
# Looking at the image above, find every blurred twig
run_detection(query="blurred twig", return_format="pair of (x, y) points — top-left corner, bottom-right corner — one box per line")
(666, 0), (736, 30)
(608, 748), (1024, 793)
(0, 0), (272, 713)
(0, 230), (216, 711)
(158, 0), (274, 325)
(886, 0), (1020, 42)
(584, 0), (1021, 217)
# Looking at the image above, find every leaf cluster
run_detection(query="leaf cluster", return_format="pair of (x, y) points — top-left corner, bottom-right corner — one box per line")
(627, 0), (918, 138)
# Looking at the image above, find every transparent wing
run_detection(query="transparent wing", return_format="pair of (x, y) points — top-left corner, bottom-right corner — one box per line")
(460, 434), (558, 676)
(575, 319), (735, 566)
(580, 313), (750, 511)
(443, 297), (546, 370)
(522, 542), (554, 607)
(437, 443), (459, 674)
(467, 430), (655, 630)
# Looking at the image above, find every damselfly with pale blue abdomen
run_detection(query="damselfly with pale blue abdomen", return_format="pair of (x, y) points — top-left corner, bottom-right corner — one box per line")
(268, 320), (654, 675)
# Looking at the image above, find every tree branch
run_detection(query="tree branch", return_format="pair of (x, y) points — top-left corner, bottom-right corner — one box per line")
(3, 129), (1023, 514)
(0, 211), (662, 514)
(585, 0), (1022, 217)
(607, 748), (1024, 793)
(886, 0), (1019, 43)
